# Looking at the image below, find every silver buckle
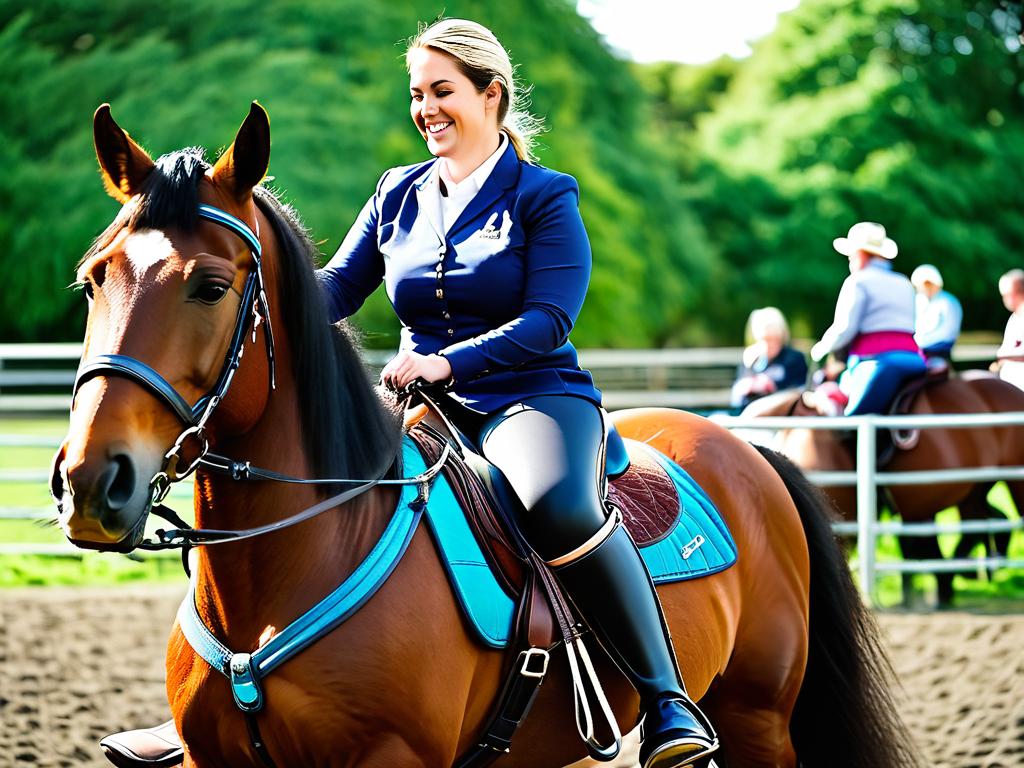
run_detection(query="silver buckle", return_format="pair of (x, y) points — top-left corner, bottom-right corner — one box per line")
(519, 648), (550, 679)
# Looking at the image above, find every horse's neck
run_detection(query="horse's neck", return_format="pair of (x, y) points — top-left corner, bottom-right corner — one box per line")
(191, 375), (399, 646)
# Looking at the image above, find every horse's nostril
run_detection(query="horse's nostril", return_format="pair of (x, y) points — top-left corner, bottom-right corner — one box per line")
(105, 453), (137, 510)
(49, 444), (69, 506)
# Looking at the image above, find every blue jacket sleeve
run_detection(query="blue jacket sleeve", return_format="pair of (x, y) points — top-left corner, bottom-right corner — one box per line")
(439, 174), (591, 382)
(315, 172), (389, 323)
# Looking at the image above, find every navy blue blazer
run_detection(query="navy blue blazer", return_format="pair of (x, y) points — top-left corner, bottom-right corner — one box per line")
(316, 139), (601, 413)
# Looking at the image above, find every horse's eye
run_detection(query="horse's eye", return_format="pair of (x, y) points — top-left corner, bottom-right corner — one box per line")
(192, 283), (229, 305)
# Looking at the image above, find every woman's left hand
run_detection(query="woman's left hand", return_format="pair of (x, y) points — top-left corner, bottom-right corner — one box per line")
(380, 350), (452, 390)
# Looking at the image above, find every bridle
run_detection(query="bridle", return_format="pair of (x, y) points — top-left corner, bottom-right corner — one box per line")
(71, 203), (449, 558)
(74, 204), (277, 508)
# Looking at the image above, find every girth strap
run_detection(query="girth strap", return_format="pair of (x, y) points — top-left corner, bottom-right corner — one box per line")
(453, 646), (551, 767)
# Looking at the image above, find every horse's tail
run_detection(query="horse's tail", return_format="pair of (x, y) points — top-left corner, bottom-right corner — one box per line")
(753, 444), (921, 768)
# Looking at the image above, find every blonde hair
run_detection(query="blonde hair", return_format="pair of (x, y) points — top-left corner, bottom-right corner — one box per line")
(747, 307), (790, 344)
(406, 18), (543, 163)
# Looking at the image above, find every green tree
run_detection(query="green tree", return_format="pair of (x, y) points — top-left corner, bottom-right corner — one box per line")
(644, 0), (1024, 341)
(0, 0), (717, 346)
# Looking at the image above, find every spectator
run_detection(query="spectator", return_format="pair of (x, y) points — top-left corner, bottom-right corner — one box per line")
(731, 307), (808, 409)
(911, 264), (962, 362)
(996, 269), (1024, 390)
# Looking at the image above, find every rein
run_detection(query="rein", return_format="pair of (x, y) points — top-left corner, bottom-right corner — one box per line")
(72, 203), (451, 554)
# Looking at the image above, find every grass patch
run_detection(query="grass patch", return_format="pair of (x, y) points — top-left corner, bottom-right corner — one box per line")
(1, 552), (186, 586)
(863, 483), (1023, 608)
(1, 417), (195, 585)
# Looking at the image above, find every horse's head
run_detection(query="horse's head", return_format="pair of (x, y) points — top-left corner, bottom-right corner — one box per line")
(51, 103), (274, 551)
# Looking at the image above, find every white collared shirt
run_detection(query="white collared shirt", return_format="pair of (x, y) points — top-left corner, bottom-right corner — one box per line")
(914, 289), (962, 350)
(437, 133), (506, 234)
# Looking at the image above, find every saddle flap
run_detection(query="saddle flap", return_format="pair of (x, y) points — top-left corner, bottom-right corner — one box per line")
(408, 417), (527, 594)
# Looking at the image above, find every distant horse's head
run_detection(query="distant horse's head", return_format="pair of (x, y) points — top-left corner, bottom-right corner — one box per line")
(738, 387), (850, 474)
(51, 104), (274, 550)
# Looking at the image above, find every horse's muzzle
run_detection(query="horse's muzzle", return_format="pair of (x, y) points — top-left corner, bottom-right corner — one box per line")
(51, 441), (152, 552)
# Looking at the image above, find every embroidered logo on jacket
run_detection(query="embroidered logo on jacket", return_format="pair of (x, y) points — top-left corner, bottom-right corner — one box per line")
(476, 210), (513, 241)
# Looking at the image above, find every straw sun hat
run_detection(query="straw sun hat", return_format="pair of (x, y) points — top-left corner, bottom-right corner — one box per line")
(833, 221), (898, 260)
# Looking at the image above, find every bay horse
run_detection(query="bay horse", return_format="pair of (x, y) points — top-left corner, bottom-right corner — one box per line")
(741, 376), (1024, 606)
(51, 103), (919, 767)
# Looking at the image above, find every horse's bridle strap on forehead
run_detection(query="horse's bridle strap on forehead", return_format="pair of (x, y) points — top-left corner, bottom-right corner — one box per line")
(197, 204), (262, 256)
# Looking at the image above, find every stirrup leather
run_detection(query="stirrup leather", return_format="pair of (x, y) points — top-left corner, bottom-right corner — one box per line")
(544, 511), (626, 761)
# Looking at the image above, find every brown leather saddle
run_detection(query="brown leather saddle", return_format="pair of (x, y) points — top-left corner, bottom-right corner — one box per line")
(407, 412), (681, 595)
(830, 362), (951, 465)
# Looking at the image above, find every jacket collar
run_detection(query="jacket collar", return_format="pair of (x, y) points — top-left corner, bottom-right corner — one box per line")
(411, 137), (522, 241)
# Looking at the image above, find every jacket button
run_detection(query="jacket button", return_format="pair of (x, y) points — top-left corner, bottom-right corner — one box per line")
(447, 328), (454, 335)
(436, 289), (444, 299)
(443, 311), (450, 320)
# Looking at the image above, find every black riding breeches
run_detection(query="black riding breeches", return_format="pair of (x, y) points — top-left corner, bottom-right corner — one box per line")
(443, 394), (608, 562)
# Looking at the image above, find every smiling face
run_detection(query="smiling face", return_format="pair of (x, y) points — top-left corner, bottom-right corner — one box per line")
(408, 47), (501, 169)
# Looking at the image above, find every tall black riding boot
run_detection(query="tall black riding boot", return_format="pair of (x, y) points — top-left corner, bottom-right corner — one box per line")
(553, 521), (719, 768)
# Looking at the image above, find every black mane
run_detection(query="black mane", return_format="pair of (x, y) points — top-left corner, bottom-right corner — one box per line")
(252, 186), (402, 483)
(93, 148), (401, 484)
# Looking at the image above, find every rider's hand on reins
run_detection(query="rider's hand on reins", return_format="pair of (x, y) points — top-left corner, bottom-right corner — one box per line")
(383, 377), (447, 406)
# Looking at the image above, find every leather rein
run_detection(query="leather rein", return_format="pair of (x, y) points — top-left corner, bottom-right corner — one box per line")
(72, 203), (449, 556)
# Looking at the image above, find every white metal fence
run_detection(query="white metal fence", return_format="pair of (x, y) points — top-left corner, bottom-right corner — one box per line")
(4, 344), (1020, 605)
(712, 412), (1024, 604)
(0, 342), (1002, 412)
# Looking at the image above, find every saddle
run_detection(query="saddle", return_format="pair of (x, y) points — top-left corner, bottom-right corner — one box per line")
(828, 362), (950, 466)
(874, 361), (949, 461)
(403, 409), (697, 764)
(407, 411), (682, 597)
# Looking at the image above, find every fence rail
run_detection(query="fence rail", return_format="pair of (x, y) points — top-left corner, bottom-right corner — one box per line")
(3, 344), (1019, 604)
(0, 343), (1002, 413)
(714, 411), (1024, 604)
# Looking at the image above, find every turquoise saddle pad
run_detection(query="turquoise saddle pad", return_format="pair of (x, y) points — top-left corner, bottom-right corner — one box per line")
(404, 436), (738, 649)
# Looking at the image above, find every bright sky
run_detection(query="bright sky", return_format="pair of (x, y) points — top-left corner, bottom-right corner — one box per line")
(577, 0), (802, 64)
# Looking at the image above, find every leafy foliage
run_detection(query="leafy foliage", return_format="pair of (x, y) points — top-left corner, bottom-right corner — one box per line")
(4, 0), (1020, 346)
(0, 0), (715, 346)
(644, 0), (1024, 341)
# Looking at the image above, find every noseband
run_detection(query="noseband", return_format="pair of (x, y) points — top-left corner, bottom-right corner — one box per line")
(73, 204), (277, 504)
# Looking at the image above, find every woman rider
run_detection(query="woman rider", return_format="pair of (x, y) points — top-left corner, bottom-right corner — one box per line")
(316, 18), (718, 768)
(810, 222), (926, 414)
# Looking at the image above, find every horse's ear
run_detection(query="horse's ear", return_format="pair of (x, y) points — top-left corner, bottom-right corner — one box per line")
(93, 104), (155, 203)
(212, 102), (270, 202)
